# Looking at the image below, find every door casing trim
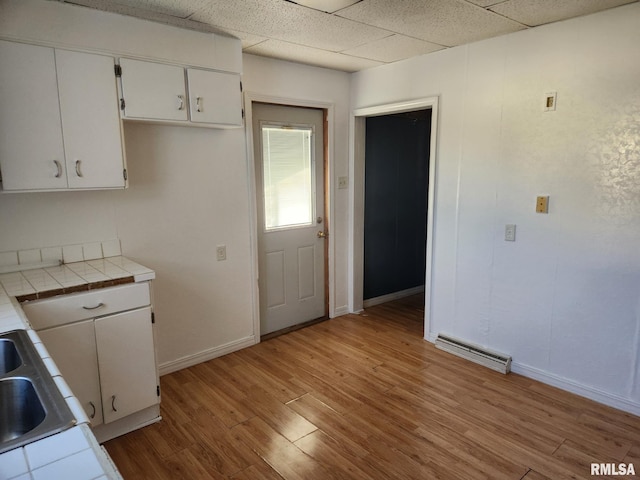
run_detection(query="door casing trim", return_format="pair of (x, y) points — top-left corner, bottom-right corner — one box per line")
(244, 92), (336, 341)
(350, 97), (439, 340)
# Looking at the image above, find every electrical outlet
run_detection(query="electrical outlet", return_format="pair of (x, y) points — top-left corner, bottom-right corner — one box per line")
(536, 196), (549, 213)
(505, 224), (516, 242)
(216, 245), (226, 261)
(338, 176), (348, 189)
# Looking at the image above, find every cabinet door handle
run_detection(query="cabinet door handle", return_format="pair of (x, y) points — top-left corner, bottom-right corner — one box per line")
(111, 395), (118, 412)
(89, 401), (96, 419)
(196, 96), (203, 112)
(53, 160), (62, 178)
(82, 302), (104, 310)
(177, 94), (184, 111)
(75, 160), (83, 177)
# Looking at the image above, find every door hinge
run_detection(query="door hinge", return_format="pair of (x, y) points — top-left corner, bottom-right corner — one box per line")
(151, 311), (155, 324)
(157, 385), (160, 397)
(123, 169), (128, 181)
(120, 98), (125, 111)
(114, 64), (122, 77)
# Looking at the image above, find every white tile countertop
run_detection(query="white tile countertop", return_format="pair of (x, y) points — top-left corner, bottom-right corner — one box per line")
(0, 257), (155, 480)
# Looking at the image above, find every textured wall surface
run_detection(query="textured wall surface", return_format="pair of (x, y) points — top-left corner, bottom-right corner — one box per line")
(352, 3), (640, 412)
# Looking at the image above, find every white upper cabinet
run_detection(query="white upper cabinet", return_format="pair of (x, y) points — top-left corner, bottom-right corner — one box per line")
(118, 58), (188, 122)
(0, 40), (126, 192)
(0, 40), (67, 191)
(56, 50), (126, 189)
(187, 68), (242, 126)
(118, 58), (243, 128)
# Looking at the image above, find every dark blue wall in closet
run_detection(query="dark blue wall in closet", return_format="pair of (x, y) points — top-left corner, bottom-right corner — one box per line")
(364, 109), (431, 300)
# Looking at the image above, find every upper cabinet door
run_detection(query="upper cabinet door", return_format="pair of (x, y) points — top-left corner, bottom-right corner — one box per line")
(187, 68), (242, 126)
(0, 41), (67, 191)
(56, 50), (125, 189)
(119, 58), (188, 122)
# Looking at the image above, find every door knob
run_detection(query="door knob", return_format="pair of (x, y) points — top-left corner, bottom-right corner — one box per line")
(317, 231), (327, 238)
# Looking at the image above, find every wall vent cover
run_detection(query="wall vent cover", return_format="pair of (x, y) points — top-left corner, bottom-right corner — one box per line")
(434, 334), (512, 374)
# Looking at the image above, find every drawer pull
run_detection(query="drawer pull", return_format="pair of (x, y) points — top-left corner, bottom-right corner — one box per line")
(82, 303), (105, 310)
(89, 401), (96, 419)
(111, 395), (118, 412)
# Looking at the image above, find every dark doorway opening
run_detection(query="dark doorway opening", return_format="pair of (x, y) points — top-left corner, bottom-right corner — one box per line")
(363, 109), (431, 302)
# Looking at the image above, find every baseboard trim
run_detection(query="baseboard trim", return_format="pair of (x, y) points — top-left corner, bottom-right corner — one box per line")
(512, 362), (640, 416)
(159, 335), (256, 376)
(333, 305), (350, 317)
(363, 286), (425, 308)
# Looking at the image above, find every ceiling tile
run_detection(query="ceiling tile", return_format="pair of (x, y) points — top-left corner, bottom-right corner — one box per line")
(189, 0), (391, 52)
(94, 0), (209, 18)
(342, 34), (444, 63)
(337, 0), (526, 47)
(244, 40), (383, 72)
(61, 0), (218, 31)
(489, 0), (637, 27)
(464, 0), (507, 6)
(291, 0), (362, 13)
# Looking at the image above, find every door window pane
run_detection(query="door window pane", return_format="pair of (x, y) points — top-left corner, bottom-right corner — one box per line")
(262, 125), (314, 230)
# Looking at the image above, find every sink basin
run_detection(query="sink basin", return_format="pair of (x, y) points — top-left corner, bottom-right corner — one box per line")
(0, 378), (46, 443)
(0, 330), (75, 454)
(0, 339), (22, 375)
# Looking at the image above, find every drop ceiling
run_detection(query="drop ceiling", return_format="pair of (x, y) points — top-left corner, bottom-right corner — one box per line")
(53, 0), (638, 72)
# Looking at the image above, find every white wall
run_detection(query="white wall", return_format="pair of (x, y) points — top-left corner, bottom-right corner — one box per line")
(351, 3), (640, 413)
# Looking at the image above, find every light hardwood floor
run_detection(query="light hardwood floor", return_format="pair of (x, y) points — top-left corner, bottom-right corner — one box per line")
(105, 295), (640, 479)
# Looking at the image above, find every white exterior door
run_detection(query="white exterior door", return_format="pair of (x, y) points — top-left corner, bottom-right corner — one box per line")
(253, 103), (326, 335)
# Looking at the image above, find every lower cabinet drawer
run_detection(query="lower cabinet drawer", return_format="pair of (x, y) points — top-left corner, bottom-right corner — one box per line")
(23, 282), (150, 330)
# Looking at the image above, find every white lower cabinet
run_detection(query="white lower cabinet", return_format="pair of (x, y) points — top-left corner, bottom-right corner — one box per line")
(23, 282), (160, 435)
(38, 319), (104, 426)
(95, 307), (158, 424)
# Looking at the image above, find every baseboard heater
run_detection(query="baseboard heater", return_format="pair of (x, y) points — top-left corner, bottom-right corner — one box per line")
(434, 334), (512, 374)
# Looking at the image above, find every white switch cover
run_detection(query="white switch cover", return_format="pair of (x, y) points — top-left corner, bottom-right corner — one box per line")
(505, 224), (516, 242)
(216, 245), (226, 261)
(338, 176), (348, 189)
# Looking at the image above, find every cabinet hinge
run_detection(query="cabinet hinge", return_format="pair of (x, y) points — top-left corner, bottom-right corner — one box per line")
(120, 98), (126, 111)
(123, 169), (128, 181)
(151, 311), (155, 324)
(157, 385), (160, 397)
(114, 64), (122, 77)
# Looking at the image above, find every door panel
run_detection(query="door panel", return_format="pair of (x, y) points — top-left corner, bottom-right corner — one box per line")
(253, 103), (326, 335)
(38, 320), (103, 426)
(56, 49), (125, 189)
(0, 41), (67, 191)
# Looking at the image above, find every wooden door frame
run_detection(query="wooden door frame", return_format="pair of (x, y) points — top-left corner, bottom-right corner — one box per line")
(244, 92), (335, 341)
(350, 97), (439, 341)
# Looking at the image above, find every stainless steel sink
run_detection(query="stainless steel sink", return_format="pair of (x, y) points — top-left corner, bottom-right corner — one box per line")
(0, 338), (22, 375)
(0, 330), (76, 454)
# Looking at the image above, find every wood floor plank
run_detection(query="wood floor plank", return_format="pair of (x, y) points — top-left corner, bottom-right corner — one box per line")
(104, 294), (640, 480)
